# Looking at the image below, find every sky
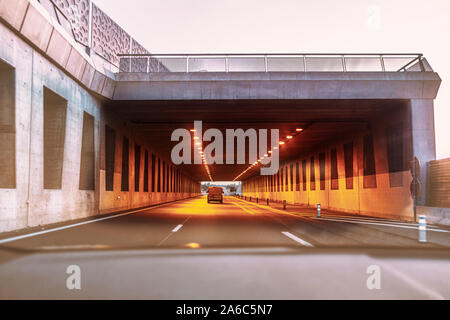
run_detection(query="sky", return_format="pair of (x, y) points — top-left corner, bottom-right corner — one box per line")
(94, 0), (450, 159)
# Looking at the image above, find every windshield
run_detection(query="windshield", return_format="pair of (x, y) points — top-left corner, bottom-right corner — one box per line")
(0, 0), (449, 300)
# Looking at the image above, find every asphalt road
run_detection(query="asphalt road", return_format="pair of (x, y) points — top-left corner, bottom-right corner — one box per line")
(0, 196), (449, 299)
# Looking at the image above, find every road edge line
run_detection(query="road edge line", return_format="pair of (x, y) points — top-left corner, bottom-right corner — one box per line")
(0, 200), (185, 245)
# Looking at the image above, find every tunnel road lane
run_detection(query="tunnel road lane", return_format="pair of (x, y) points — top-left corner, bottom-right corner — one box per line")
(1, 196), (449, 251)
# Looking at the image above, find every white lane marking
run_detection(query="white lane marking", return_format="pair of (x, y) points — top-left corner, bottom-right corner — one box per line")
(378, 261), (445, 300)
(157, 216), (191, 246)
(236, 198), (449, 233)
(315, 216), (418, 225)
(317, 217), (450, 233)
(282, 231), (313, 247)
(0, 202), (178, 245)
(172, 224), (183, 232)
(37, 244), (113, 250)
(315, 215), (443, 228)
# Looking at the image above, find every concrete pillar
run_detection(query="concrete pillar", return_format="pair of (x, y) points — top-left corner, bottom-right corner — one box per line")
(410, 99), (436, 205)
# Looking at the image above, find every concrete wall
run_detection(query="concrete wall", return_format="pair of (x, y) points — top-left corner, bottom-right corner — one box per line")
(0, 0), (117, 99)
(0, 20), (199, 233)
(243, 104), (417, 221)
(411, 99), (436, 205)
(0, 20), (101, 232)
(114, 72), (441, 101)
(417, 206), (450, 226)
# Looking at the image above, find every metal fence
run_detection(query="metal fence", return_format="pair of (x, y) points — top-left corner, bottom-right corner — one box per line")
(117, 53), (432, 73)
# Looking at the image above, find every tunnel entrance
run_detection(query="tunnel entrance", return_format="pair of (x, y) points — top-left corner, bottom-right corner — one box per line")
(201, 182), (242, 196)
(106, 98), (414, 220)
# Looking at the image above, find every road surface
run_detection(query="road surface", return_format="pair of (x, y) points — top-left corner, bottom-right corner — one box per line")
(0, 196), (449, 299)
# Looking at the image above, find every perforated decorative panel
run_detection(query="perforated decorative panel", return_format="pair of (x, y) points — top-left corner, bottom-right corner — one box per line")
(91, 4), (131, 66)
(53, 0), (90, 46)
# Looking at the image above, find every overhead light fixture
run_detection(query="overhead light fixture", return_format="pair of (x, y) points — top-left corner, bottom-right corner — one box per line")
(233, 128), (306, 181)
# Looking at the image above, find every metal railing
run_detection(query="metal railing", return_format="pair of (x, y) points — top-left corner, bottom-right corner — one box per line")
(117, 53), (431, 73)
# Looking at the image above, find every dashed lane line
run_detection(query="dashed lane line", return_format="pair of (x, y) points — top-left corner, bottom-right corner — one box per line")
(282, 231), (314, 247)
(172, 224), (183, 232)
(157, 217), (191, 246)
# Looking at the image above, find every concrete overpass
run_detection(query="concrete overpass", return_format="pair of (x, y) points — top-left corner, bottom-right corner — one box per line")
(111, 53), (439, 221)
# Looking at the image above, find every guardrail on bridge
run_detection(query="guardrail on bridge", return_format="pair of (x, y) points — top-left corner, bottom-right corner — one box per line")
(117, 53), (432, 73)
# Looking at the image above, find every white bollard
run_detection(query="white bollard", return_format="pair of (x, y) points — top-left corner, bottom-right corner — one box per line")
(418, 215), (427, 243)
(317, 203), (321, 218)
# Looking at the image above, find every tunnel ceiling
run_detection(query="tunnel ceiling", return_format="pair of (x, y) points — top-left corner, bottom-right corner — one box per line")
(106, 99), (409, 182)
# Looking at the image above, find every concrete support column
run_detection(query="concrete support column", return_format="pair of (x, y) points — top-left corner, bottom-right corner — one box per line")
(410, 99), (436, 205)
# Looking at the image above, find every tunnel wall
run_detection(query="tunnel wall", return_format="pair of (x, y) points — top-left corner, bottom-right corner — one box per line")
(242, 105), (416, 221)
(99, 108), (200, 215)
(0, 20), (199, 233)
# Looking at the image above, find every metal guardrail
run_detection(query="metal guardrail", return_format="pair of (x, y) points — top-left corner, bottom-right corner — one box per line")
(117, 53), (431, 73)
